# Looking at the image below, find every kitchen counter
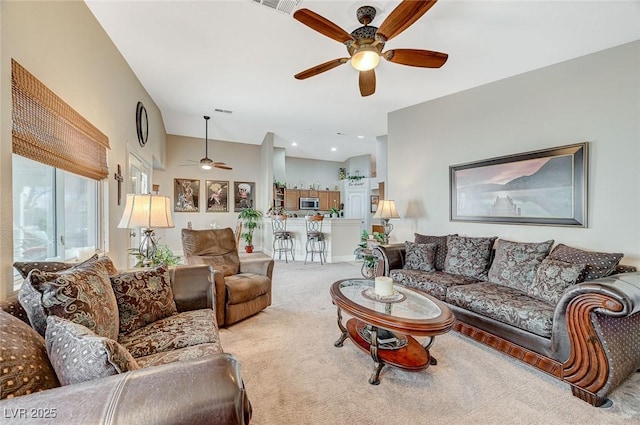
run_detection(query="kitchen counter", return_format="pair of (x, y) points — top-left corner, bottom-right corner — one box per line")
(262, 217), (362, 263)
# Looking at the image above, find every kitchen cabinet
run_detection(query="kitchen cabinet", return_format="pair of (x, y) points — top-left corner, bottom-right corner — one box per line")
(329, 191), (340, 210)
(284, 189), (299, 211)
(319, 191), (329, 210)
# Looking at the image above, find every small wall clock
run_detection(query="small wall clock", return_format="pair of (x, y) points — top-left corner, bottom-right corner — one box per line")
(136, 101), (148, 147)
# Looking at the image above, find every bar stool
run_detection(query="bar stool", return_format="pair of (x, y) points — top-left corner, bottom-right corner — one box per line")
(304, 215), (326, 265)
(272, 214), (295, 262)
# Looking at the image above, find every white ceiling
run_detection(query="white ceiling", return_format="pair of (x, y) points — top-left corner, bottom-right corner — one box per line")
(86, 0), (640, 162)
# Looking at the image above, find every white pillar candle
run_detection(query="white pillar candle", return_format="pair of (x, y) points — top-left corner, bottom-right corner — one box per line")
(374, 276), (394, 297)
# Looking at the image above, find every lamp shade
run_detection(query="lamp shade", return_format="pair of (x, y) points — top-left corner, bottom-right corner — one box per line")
(118, 194), (174, 229)
(373, 200), (400, 220)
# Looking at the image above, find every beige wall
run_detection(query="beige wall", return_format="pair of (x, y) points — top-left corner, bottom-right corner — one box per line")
(154, 134), (268, 253)
(1, 0), (167, 298)
(387, 41), (640, 267)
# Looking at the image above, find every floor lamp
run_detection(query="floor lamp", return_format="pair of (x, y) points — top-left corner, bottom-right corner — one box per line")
(373, 200), (400, 243)
(118, 194), (174, 266)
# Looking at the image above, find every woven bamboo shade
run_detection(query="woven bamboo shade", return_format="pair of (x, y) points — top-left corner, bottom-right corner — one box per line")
(11, 59), (110, 180)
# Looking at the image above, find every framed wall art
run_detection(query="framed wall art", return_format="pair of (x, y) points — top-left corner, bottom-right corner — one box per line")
(234, 181), (255, 212)
(370, 195), (379, 213)
(449, 142), (588, 227)
(206, 180), (229, 212)
(174, 178), (200, 212)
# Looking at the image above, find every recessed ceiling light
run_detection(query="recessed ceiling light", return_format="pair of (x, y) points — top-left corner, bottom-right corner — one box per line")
(291, 142), (298, 146)
(331, 147), (337, 152)
(357, 135), (364, 139)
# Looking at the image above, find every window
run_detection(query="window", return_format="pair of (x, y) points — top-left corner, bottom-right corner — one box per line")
(12, 154), (101, 282)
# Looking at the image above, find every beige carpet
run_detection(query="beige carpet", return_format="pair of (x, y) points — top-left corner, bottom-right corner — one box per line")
(220, 260), (640, 425)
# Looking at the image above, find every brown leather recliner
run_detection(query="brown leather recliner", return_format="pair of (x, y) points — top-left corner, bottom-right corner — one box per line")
(181, 228), (274, 326)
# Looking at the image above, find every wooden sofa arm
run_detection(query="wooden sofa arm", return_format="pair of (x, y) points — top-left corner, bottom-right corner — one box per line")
(373, 243), (405, 276)
(553, 272), (640, 407)
(0, 354), (251, 425)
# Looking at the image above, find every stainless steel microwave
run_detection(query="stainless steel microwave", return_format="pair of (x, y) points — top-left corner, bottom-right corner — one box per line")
(300, 197), (319, 210)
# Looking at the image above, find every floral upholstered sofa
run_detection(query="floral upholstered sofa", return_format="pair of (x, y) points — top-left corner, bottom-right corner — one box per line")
(374, 235), (640, 408)
(0, 255), (251, 424)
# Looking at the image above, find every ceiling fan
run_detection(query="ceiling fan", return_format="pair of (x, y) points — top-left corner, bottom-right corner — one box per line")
(184, 116), (232, 170)
(293, 0), (448, 97)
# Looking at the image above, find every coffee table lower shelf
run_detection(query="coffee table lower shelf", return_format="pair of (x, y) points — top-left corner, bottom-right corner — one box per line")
(345, 318), (431, 383)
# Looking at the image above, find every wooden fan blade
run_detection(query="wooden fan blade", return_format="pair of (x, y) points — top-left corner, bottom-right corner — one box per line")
(293, 9), (353, 44)
(359, 69), (376, 97)
(295, 58), (348, 80)
(376, 0), (438, 42)
(214, 164), (232, 170)
(383, 49), (448, 68)
(212, 162), (227, 166)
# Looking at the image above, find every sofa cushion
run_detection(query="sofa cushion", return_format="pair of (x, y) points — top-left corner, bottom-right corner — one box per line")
(29, 259), (119, 340)
(135, 343), (224, 368)
(45, 316), (139, 386)
(181, 228), (240, 276)
(414, 234), (457, 271)
(446, 283), (555, 338)
(225, 274), (271, 305)
(404, 241), (437, 272)
(528, 259), (586, 304)
(0, 310), (59, 399)
(110, 265), (178, 336)
(119, 309), (219, 358)
(444, 235), (497, 281)
(487, 239), (554, 292)
(390, 269), (479, 301)
(548, 244), (623, 282)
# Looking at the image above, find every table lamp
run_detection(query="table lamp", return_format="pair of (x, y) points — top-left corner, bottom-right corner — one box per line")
(373, 199), (400, 243)
(118, 194), (174, 266)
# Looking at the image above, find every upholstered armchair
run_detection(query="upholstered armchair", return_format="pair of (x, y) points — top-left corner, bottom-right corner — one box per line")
(181, 228), (274, 326)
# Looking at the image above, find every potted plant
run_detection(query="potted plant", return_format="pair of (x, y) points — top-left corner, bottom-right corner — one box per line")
(329, 207), (340, 218)
(128, 242), (182, 268)
(238, 207), (263, 253)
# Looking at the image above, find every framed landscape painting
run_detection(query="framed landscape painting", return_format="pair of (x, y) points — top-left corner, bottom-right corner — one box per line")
(449, 143), (588, 227)
(206, 180), (229, 212)
(174, 178), (200, 212)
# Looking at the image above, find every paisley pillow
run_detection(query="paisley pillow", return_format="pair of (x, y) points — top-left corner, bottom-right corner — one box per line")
(414, 234), (457, 271)
(404, 241), (437, 272)
(528, 259), (586, 304)
(110, 265), (178, 336)
(487, 239), (554, 292)
(29, 260), (119, 340)
(444, 235), (497, 281)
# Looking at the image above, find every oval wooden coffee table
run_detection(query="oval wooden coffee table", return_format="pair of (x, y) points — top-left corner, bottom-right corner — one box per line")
(330, 278), (455, 384)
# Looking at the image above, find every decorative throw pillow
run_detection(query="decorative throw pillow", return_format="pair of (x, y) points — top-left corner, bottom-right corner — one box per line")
(444, 235), (497, 281)
(29, 260), (119, 340)
(487, 239), (554, 292)
(404, 241), (437, 272)
(0, 310), (59, 399)
(414, 234), (457, 271)
(528, 259), (586, 304)
(16, 256), (118, 337)
(110, 265), (178, 336)
(548, 244), (623, 282)
(45, 316), (139, 386)
(14, 255), (117, 279)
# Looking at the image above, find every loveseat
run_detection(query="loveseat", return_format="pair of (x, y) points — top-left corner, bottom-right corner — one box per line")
(374, 235), (640, 407)
(0, 256), (251, 424)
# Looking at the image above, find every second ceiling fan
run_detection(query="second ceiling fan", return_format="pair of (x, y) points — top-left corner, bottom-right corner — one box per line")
(293, 0), (448, 97)
(186, 115), (232, 170)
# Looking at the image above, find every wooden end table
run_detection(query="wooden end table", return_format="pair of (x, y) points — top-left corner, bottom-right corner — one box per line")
(330, 278), (455, 384)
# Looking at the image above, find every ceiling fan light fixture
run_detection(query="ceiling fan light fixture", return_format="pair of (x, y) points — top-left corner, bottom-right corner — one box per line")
(200, 158), (213, 170)
(351, 46), (380, 71)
